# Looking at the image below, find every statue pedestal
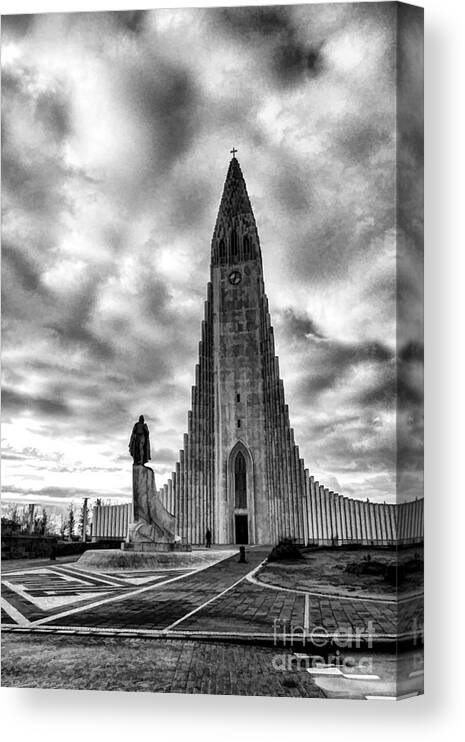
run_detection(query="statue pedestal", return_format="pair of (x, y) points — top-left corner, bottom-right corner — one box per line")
(122, 540), (190, 552)
(123, 464), (191, 553)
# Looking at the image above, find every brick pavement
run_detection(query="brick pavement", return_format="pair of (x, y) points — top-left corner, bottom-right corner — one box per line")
(1, 632), (326, 697)
(2, 547), (423, 644)
(175, 577), (423, 641)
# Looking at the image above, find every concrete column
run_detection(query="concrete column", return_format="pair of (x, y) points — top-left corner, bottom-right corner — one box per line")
(320, 485), (328, 543)
(352, 499), (360, 542)
(313, 481), (321, 543)
(277, 376), (288, 539)
(341, 497), (349, 543)
(358, 500), (367, 543)
(304, 474), (312, 542)
(287, 427), (297, 538)
(192, 384), (199, 545)
(303, 469), (310, 545)
(180, 448), (186, 541)
(373, 502), (381, 542)
(379, 503), (388, 544)
(390, 503), (397, 543)
(335, 494), (343, 545)
(175, 463), (180, 529)
(186, 415), (192, 544)
(329, 491), (337, 543)
(310, 477), (318, 543)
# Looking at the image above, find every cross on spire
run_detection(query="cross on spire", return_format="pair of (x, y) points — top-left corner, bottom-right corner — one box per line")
(230, 147), (238, 158)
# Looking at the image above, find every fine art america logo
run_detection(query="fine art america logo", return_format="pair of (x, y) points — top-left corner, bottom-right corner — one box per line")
(270, 609), (424, 674)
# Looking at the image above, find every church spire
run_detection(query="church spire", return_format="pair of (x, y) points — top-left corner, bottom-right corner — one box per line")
(218, 157), (254, 220)
(211, 156), (261, 266)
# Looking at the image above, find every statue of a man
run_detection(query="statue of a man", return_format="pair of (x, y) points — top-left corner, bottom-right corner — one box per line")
(129, 415), (151, 465)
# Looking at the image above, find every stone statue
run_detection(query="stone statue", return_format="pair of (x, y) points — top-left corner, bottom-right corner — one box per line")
(128, 415), (151, 465)
(124, 415), (186, 553)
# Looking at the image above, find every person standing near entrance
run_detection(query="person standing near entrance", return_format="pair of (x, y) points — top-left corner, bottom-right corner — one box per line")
(205, 528), (212, 548)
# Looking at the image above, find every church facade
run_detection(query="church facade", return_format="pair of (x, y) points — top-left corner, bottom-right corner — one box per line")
(152, 157), (423, 547)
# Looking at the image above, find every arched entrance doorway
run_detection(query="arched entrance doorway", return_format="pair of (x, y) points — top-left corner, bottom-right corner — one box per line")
(229, 443), (253, 544)
(235, 452), (247, 508)
(234, 451), (248, 543)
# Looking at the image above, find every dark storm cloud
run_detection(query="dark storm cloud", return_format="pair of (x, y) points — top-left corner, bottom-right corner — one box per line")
(310, 413), (363, 438)
(398, 375), (423, 407)
(336, 119), (392, 165)
(272, 38), (323, 86)
(296, 337), (394, 398)
(281, 172), (395, 285)
(359, 368), (423, 409)
(1, 14), (35, 38)
(112, 10), (148, 35)
(47, 302), (115, 362)
(2, 67), (77, 231)
(278, 308), (325, 339)
(2, 388), (71, 419)
(2, 65), (72, 142)
(359, 375), (395, 407)
(2, 147), (70, 217)
(122, 60), (201, 174)
(1, 243), (43, 294)
(272, 169), (312, 216)
(141, 275), (172, 320)
(397, 2), (424, 248)
(399, 341), (424, 363)
(215, 6), (290, 38)
(162, 173), (217, 236)
(322, 440), (396, 476)
(213, 5), (324, 87)
(35, 87), (72, 141)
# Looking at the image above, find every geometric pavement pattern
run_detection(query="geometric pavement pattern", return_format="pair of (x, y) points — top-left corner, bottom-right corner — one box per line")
(1, 550), (424, 641)
(1, 564), (194, 627)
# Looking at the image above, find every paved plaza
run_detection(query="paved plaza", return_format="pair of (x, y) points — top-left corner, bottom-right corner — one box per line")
(1, 549), (423, 642)
(1, 548), (423, 698)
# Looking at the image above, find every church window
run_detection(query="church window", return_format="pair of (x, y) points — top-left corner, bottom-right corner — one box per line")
(234, 451), (247, 508)
(230, 229), (238, 259)
(237, 419), (241, 428)
(243, 235), (250, 259)
(219, 238), (226, 262)
(236, 393), (241, 403)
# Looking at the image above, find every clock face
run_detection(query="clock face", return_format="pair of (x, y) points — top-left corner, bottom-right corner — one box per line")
(228, 270), (242, 285)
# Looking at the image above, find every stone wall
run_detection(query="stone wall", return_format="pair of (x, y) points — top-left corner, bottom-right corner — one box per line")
(2, 535), (57, 560)
(92, 497), (423, 547)
(91, 503), (131, 541)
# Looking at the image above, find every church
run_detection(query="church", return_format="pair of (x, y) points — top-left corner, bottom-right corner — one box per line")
(152, 155), (423, 548)
(93, 156), (423, 548)
(158, 154), (305, 545)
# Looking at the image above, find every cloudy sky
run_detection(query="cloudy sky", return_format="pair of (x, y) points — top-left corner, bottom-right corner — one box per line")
(1, 3), (423, 509)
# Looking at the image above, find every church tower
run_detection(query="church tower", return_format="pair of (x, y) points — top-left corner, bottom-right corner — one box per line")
(150, 156), (423, 549)
(211, 156), (271, 544)
(158, 155), (309, 545)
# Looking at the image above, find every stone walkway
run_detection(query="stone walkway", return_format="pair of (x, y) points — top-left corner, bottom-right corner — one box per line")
(1, 632), (326, 697)
(1, 631), (424, 699)
(2, 548), (423, 646)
